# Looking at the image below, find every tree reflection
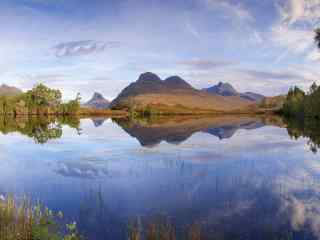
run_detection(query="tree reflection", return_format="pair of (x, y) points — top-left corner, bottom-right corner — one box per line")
(0, 116), (81, 144)
(284, 117), (320, 153)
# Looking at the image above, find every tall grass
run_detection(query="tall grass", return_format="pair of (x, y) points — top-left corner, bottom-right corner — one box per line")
(0, 195), (81, 240)
(128, 221), (201, 240)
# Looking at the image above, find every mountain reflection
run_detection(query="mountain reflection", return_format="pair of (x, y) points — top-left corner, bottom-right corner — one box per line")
(1, 115), (320, 154)
(113, 116), (278, 147)
(91, 117), (106, 127)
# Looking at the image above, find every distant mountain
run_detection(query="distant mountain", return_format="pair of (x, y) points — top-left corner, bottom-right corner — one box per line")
(0, 84), (22, 97)
(83, 92), (110, 109)
(240, 92), (265, 102)
(204, 82), (238, 96)
(110, 72), (253, 113)
(203, 82), (264, 102)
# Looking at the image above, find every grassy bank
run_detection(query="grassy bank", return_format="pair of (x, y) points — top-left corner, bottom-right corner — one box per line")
(0, 195), (81, 240)
(114, 102), (277, 118)
(78, 107), (128, 117)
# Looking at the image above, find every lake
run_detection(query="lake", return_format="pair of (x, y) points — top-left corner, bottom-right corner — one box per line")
(0, 115), (319, 240)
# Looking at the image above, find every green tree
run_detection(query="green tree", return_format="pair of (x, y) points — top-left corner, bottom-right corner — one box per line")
(60, 93), (81, 115)
(25, 83), (62, 107)
(315, 28), (320, 49)
(282, 86), (305, 118)
(304, 83), (320, 119)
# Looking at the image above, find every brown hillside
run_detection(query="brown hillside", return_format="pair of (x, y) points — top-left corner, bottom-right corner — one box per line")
(0, 84), (22, 97)
(110, 72), (254, 114)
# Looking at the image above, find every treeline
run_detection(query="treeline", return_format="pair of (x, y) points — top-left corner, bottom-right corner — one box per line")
(281, 82), (320, 119)
(0, 84), (80, 116)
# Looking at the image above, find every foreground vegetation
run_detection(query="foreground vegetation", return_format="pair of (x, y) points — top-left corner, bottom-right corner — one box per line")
(284, 117), (320, 153)
(0, 195), (81, 240)
(0, 84), (80, 116)
(279, 83), (320, 153)
(281, 83), (320, 119)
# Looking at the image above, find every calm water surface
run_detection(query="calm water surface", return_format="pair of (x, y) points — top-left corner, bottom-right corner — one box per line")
(0, 116), (319, 239)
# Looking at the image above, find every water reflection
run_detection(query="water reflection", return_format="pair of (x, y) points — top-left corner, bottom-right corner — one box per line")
(0, 116), (80, 143)
(284, 117), (320, 153)
(71, 160), (320, 240)
(0, 115), (320, 239)
(113, 116), (274, 147)
(91, 117), (107, 127)
(1, 114), (320, 155)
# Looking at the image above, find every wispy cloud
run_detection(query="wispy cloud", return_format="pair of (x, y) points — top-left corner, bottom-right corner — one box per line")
(53, 40), (121, 58)
(2, 0), (320, 99)
(204, 0), (254, 22)
(271, 0), (320, 62)
(240, 69), (304, 81)
(177, 59), (236, 70)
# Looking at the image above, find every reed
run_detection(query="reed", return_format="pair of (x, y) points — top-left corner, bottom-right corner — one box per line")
(0, 195), (81, 240)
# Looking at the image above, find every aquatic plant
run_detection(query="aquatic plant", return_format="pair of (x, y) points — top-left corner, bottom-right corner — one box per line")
(0, 195), (82, 240)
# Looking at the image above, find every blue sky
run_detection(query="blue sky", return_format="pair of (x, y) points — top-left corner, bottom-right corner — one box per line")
(1, 0), (320, 100)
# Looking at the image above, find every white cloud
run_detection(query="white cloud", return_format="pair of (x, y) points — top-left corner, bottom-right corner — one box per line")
(204, 0), (254, 22)
(271, 0), (320, 62)
(278, 0), (320, 25)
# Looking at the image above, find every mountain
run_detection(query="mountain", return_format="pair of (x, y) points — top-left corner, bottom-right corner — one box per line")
(83, 92), (110, 109)
(204, 82), (238, 96)
(0, 84), (22, 97)
(203, 82), (264, 102)
(240, 92), (265, 102)
(110, 72), (254, 113)
(164, 76), (193, 89)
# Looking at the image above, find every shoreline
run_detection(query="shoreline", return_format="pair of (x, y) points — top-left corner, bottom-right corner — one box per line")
(0, 108), (279, 118)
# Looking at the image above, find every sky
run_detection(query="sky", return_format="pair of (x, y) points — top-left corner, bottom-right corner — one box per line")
(1, 0), (320, 101)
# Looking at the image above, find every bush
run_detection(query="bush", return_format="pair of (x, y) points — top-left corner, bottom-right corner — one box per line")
(0, 84), (80, 116)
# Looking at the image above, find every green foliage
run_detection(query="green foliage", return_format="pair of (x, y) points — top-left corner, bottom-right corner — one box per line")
(315, 28), (320, 49)
(0, 195), (82, 240)
(280, 82), (320, 153)
(282, 83), (320, 119)
(304, 82), (320, 119)
(25, 84), (62, 108)
(282, 86), (305, 118)
(0, 84), (80, 116)
(63, 222), (81, 240)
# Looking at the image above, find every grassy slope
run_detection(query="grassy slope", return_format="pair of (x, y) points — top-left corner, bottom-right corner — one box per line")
(79, 107), (128, 116)
(113, 89), (258, 114)
(0, 85), (22, 97)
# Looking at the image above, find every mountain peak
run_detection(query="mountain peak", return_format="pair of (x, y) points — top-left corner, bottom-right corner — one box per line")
(83, 92), (110, 109)
(92, 92), (104, 100)
(137, 72), (162, 84)
(204, 82), (238, 96)
(204, 82), (265, 102)
(164, 76), (193, 89)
